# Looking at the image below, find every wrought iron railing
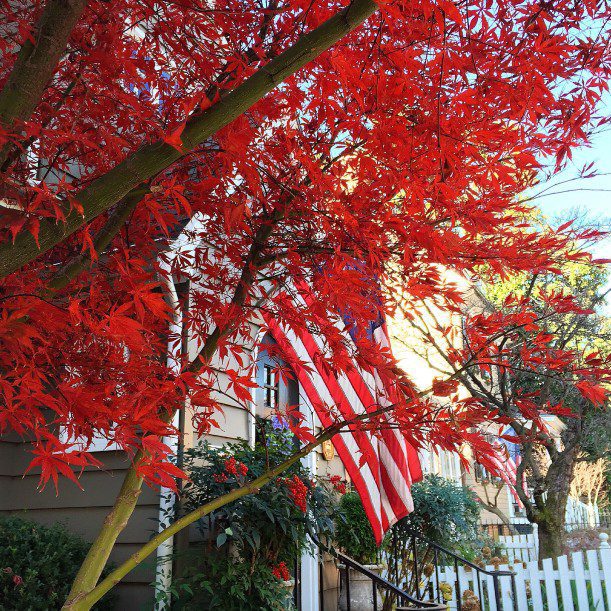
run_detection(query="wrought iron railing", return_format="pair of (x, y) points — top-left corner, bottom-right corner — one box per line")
(383, 529), (518, 611)
(313, 536), (446, 611)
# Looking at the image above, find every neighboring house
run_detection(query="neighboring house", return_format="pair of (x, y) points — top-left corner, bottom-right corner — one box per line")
(0, 432), (162, 607)
(387, 270), (596, 537)
(461, 432), (529, 533)
(387, 268), (468, 488)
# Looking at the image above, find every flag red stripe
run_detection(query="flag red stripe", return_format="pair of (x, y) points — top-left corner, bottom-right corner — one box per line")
(265, 316), (385, 541)
(297, 328), (412, 524)
(297, 332), (383, 487)
(266, 282), (420, 541)
(297, 284), (422, 490)
(342, 366), (413, 521)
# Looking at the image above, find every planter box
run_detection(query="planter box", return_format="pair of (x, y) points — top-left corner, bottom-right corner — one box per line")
(338, 564), (382, 611)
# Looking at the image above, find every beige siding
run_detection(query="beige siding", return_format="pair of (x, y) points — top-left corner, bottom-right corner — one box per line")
(463, 465), (513, 524)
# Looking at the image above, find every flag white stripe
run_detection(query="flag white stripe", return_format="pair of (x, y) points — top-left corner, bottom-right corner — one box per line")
(282, 326), (388, 528)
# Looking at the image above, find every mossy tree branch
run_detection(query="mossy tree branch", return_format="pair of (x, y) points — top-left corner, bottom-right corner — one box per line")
(0, 0), (89, 168)
(62, 205), (286, 608)
(0, 0), (378, 279)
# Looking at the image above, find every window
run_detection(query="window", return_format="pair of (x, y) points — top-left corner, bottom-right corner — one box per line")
(255, 333), (298, 416)
(474, 462), (487, 482)
(251, 334), (300, 448)
(263, 364), (279, 409)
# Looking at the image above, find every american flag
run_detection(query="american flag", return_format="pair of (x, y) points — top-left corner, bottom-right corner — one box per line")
(488, 442), (523, 508)
(265, 284), (422, 544)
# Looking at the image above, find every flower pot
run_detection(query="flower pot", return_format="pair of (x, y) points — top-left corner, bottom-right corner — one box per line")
(338, 564), (382, 611)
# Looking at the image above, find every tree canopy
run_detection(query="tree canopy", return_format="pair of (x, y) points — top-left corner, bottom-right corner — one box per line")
(1, 0), (609, 487)
(0, 0), (610, 605)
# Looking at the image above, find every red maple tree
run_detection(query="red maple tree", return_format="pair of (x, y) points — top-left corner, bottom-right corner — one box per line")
(0, 0), (610, 607)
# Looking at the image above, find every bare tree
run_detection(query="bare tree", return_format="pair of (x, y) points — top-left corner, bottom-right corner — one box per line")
(571, 457), (609, 525)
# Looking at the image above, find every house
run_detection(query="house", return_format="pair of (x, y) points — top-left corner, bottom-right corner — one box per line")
(0, 213), (350, 609)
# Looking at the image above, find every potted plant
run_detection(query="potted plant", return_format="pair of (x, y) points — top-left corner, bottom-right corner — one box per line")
(335, 491), (382, 611)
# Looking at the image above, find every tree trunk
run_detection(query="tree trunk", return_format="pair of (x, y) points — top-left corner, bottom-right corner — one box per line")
(64, 206), (288, 607)
(534, 444), (578, 560)
(0, 0), (89, 169)
(62, 462), (145, 609)
(535, 512), (565, 560)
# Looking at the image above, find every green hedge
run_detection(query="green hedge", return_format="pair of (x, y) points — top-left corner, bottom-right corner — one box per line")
(0, 516), (116, 610)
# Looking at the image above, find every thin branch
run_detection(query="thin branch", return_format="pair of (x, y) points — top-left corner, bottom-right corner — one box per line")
(0, 0), (379, 279)
(0, 0), (89, 168)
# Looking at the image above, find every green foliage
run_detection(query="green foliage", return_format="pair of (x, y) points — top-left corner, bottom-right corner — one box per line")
(0, 516), (116, 611)
(334, 491), (379, 564)
(394, 474), (480, 550)
(334, 476), (482, 565)
(173, 419), (338, 608)
(581, 408), (611, 464)
(172, 548), (293, 610)
(485, 257), (609, 318)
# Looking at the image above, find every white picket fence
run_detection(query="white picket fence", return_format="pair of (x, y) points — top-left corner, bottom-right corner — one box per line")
(565, 497), (601, 530)
(498, 533), (538, 563)
(436, 534), (611, 610)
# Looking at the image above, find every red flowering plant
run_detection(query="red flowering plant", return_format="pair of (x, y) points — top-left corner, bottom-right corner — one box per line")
(271, 561), (291, 582)
(329, 474), (348, 495)
(173, 420), (337, 607)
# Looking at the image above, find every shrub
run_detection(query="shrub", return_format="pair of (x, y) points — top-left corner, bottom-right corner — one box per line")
(334, 491), (379, 565)
(173, 548), (292, 610)
(333, 475), (483, 566)
(564, 528), (604, 554)
(379, 475), (484, 607)
(171, 418), (338, 608)
(396, 474), (480, 548)
(0, 516), (116, 611)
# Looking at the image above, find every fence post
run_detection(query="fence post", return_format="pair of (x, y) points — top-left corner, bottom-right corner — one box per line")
(319, 559), (324, 611)
(600, 534), (611, 608)
(345, 565), (351, 611)
(510, 573), (518, 611)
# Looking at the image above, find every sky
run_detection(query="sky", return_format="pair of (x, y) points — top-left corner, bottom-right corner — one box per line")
(532, 122), (610, 312)
(535, 128), (611, 235)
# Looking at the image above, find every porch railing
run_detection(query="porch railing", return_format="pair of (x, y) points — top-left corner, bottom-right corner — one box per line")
(384, 529), (518, 611)
(312, 535), (446, 611)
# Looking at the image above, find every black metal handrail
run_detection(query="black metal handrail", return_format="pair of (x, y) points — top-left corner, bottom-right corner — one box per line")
(405, 529), (516, 577)
(313, 535), (446, 611)
(385, 528), (518, 611)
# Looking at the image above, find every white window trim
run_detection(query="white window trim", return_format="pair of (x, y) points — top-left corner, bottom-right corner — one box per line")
(59, 426), (121, 452)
